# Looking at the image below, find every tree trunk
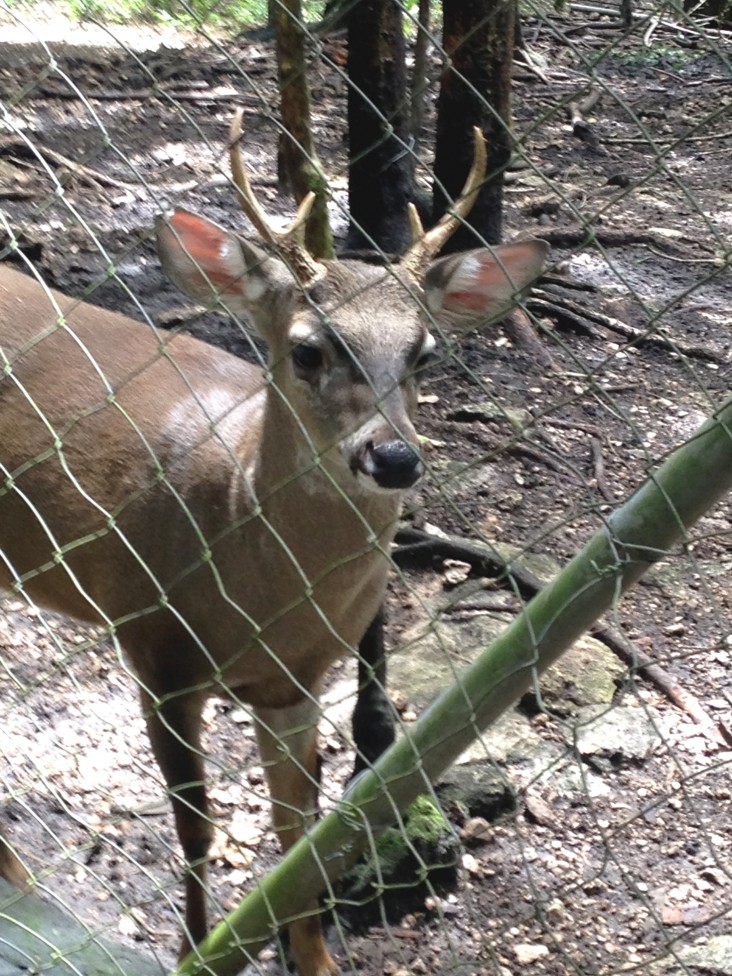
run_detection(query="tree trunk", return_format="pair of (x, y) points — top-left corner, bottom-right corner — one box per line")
(345, 0), (424, 254)
(273, 0), (334, 258)
(410, 0), (432, 151)
(433, 0), (516, 251)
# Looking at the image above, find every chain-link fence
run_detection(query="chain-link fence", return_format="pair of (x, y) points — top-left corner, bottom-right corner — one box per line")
(1, 1), (731, 974)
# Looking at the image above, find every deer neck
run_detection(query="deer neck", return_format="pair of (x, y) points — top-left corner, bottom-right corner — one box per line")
(251, 386), (403, 540)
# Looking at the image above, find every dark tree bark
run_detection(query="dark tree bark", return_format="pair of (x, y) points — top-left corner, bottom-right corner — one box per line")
(345, 0), (425, 254)
(433, 0), (516, 251)
(320, 0), (357, 31)
(273, 0), (334, 258)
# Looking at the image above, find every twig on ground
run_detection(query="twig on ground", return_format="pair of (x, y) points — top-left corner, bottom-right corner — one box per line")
(567, 88), (601, 146)
(590, 437), (614, 502)
(513, 49), (550, 84)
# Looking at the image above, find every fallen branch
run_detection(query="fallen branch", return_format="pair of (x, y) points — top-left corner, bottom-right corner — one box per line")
(530, 295), (607, 339)
(532, 226), (692, 256)
(393, 525), (729, 745)
(0, 136), (134, 191)
(529, 291), (729, 365)
(504, 307), (556, 368)
(513, 49), (550, 84)
(0, 188), (39, 200)
(393, 527), (549, 599)
(591, 625), (732, 748)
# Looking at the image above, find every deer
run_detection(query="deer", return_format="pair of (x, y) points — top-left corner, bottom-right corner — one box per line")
(0, 110), (548, 976)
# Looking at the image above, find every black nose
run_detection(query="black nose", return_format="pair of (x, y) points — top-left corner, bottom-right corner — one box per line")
(365, 440), (423, 489)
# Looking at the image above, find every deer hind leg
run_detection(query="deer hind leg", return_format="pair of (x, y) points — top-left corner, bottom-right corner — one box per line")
(351, 607), (395, 779)
(254, 697), (338, 976)
(140, 685), (211, 957)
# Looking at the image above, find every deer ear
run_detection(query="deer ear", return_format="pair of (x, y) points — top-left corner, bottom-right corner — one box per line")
(423, 240), (548, 332)
(156, 209), (293, 324)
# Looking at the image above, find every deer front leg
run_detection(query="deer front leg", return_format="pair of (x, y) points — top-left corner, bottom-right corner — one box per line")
(254, 698), (338, 976)
(140, 686), (211, 957)
(0, 833), (30, 888)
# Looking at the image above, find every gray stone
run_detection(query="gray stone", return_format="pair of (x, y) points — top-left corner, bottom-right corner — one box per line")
(570, 704), (662, 765)
(649, 935), (732, 974)
(678, 935), (732, 974)
(531, 636), (626, 715)
(0, 880), (165, 976)
(437, 761), (516, 821)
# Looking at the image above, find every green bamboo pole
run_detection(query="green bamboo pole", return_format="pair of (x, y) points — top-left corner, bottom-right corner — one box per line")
(174, 396), (732, 976)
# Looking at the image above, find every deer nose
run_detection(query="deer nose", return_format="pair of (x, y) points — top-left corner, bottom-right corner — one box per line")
(362, 440), (423, 490)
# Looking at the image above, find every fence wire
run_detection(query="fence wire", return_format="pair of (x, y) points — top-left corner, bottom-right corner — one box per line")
(0, 1), (731, 975)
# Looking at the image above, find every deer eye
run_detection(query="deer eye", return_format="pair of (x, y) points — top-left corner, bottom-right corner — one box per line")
(292, 343), (323, 373)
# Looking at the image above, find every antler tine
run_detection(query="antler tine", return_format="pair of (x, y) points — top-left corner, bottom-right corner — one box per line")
(405, 126), (487, 271)
(228, 108), (324, 284)
(229, 108), (279, 247)
(407, 201), (425, 243)
(288, 190), (317, 239)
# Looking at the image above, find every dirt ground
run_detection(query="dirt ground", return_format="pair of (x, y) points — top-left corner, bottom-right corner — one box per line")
(0, 2), (731, 974)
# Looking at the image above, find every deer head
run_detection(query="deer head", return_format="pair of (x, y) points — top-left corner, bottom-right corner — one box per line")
(156, 113), (548, 498)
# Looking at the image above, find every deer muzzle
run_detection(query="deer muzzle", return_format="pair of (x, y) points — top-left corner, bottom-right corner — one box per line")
(355, 439), (424, 490)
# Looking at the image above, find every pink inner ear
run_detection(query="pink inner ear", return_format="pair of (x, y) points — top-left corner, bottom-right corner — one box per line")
(445, 261), (511, 311)
(443, 244), (543, 313)
(167, 210), (239, 292)
(444, 286), (492, 311)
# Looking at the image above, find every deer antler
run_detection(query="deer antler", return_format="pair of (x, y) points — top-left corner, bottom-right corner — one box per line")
(229, 109), (325, 285)
(404, 127), (487, 274)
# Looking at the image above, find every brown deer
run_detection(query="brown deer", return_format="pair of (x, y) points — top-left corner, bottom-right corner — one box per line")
(0, 113), (547, 976)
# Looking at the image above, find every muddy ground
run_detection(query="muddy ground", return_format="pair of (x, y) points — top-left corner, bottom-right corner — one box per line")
(0, 3), (731, 974)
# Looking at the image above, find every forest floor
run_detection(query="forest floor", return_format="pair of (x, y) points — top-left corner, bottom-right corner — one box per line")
(0, 3), (731, 974)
